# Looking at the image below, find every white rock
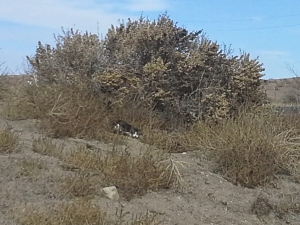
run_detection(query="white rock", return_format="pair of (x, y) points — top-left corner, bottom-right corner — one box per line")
(101, 186), (119, 201)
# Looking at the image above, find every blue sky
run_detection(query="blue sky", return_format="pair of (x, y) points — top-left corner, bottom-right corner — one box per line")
(0, 0), (299, 79)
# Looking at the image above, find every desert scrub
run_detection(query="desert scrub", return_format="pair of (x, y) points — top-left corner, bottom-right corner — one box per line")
(13, 199), (164, 225)
(32, 137), (64, 158)
(141, 129), (186, 153)
(0, 126), (19, 153)
(62, 146), (178, 200)
(185, 111), (300, 188)
(57, 172), (96, 198)
(27, 14), (266, 126)
(16, 159), (45, 177)
(1, 80), (41, 120)
(13, 200), (108, 225)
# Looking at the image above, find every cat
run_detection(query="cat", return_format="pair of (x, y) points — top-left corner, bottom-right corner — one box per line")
(112, 120), (142, 138)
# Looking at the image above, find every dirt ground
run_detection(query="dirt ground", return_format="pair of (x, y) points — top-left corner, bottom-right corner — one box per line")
(0, 113), (300, 224)
(0, 76), (300, 224)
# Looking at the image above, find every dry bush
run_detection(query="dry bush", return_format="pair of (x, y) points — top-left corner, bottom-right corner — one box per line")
(185, 110), (300, 188)
(0, 126), (19, 153)
(96, 17), (266, 124)
(3, 82), (114, 140)
(62, 146), (177, 199)
(26, 28), (105, 85)
(26, 13), (266, 126)
(5, 80), (168, 143)
(141, 129), (186, 153)
(1, 80), (42, 120)
(108, 98), (166, 131)
(34, 84), (158, 142)
(32, 137), (64, 158)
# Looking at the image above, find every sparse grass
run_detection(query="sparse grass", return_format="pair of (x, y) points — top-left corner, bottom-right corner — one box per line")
(141, 129), (186, 153)
(115, 206), (164, 225)
(32, 137), (64, 158)
(58, 172), (97, 198)
(62, 146), (178, 199)
(273, 193), (300, 221)
(184, 111), (300, 188)
(16, 159), (45, 177)
(13, 199), (164, 225)
(251, 195), (272, 218)
(252, 193), (300, 222)
(13, 200), (109, 225)
(0, 126), (19, 153)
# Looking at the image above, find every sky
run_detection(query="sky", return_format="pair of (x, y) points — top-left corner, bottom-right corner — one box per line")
(0, 0), (299, 79)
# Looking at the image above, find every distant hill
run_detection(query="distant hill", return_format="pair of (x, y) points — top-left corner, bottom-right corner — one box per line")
(261, 77), (300, 104)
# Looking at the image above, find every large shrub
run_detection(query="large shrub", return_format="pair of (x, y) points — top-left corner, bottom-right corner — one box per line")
(26, 29), (106, 86)
(27, 14), (266, 124)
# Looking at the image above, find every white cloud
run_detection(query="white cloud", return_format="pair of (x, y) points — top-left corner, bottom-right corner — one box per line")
(0, 0), (169, 32)
(0, 0), (169, 73)
(0, 0), (129, 33)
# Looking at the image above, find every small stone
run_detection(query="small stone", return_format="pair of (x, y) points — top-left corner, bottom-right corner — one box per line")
(101, 186), (119, 201)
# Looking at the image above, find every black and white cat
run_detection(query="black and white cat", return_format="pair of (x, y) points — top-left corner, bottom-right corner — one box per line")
(112, 120), (142, 138)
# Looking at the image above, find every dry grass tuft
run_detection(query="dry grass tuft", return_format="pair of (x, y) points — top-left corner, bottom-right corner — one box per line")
(141, 129), (186, 153)
(184, 111), (300, 188)
(58, 172), (97, 198)
(62, 146), (177, 199)
(16, 159), (45, 177)
(32, 137), (64, 158)
(157, 157), (190, 187)
(0, 126), (19, 153)
(13, 199), (164, 225)
(115, 206), (164, 225)
(13, 200), (108, 225)
(251, 195), (272, 218)
(251, 192), (300, 222)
